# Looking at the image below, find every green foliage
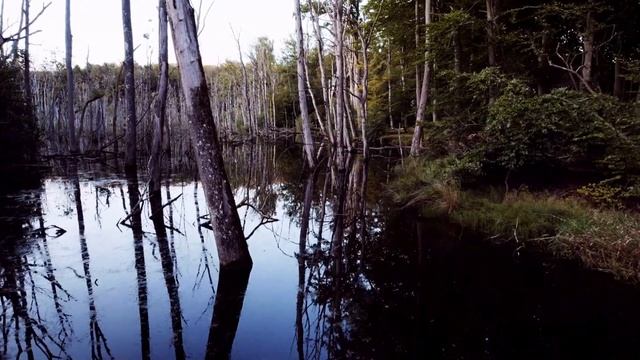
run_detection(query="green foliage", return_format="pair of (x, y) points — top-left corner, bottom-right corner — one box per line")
(483, 89), (640, 178)
(576, 183), (633, 209)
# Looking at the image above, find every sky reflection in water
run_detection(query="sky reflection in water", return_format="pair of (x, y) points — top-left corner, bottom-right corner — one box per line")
(3, 147), (640, 360)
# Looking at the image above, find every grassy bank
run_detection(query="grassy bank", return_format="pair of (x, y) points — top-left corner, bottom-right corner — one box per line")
(391, 158), (640, 284)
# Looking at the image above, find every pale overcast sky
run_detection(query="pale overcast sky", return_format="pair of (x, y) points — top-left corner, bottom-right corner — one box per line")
(2, 0), (294, 68)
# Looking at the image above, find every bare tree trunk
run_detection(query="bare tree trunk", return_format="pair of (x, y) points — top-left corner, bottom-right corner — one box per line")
(581, 11), (594, 92)
(486, 0), (497, 67)
(23, 0), (31, 107)
(414, 0), (421, 107)
(232, 33), (253, 137)
(165, 0), (251, 269)
(294, 0), (316, 168)
(11, 0), (23, 62)
(149, 0), (169, 197)
(410, 0), (431, 156)
(334, 0), (347, 164)
(0, 0), (4, 57)
(65, 0), (78, 153)
(309, 0), (335, 144)
(112, 64), (123, 156)
(356, 26), (370, 159)
(122, 0), (137, 174)
(387, 41), (393, 129)
(453, 29), (461, 73)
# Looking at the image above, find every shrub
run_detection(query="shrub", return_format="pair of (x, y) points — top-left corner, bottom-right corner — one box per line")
(483, 89), (640, 180)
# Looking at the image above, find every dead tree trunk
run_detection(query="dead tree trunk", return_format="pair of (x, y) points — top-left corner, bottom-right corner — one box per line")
(486, 0), (497, 67)
(415, 0), (421, 108)
(294, 0), (316, 168)
(334, 0), (347, 164)
(112, 64), (123, 157)
(410, 0), (431, 156)
(581, 10), (594, 92)
(23, 0), (31, 107)
(0, 0), (4, 58)
(309, 0), (335, 144)
(149, 0), (169, 197)
(165, 0), (252, 269)
(122, 0), (137, 174)
(65, 0), (78, 153)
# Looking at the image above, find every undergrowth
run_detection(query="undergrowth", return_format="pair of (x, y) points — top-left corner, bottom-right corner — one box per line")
(391, 157), (640, 283)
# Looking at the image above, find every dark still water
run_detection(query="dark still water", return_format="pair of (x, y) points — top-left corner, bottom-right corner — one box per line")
(2, 144), (640, 360)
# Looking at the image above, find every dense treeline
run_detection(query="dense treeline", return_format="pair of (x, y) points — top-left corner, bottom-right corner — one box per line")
(4, 0), (640, 186)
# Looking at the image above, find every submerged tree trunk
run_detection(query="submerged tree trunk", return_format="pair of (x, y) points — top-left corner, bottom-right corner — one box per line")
(122, 0), (137, 174)
(65, 0), (78, 153)
(294, 0), (316, 168)
(410, 0), (431, 156)
(149, 0), (169, 197)
(165, 0), (251, 269)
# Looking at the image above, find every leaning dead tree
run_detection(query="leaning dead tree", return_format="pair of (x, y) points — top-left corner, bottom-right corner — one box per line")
(165, 0), (252, 269)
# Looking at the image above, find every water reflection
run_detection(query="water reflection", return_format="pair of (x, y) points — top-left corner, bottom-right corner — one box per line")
(74, 165), (114, 359)
(126, 174), (149, 360)
(205, 267), (251, 360)
(1, 144), (640, 359)
(150, 194), (185, 360)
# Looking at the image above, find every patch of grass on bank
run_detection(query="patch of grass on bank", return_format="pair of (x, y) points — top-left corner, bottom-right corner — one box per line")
(390, 158), (640, 283)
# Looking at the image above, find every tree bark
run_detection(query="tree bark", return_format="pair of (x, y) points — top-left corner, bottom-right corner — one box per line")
(453, 29), (461, 73)
(309, 0), (335, 144)
(486, 0), (497, 67)
(334, 0), (347, 164)
(614, 58), (623, 99)
(122, 0), (137, 174)
(294, 0), (316, 168)
(65, 0), (78, 153)
(415, 0), (421, 107)
(23, 0), (31, 107)
(165, 0), (252, 269)
(581, 11), (594, 92)
(0, 0), (4, 57)
(11, 0), (23, 61)
(149, 0), (169, 197)
(410, 0), (431, 156)
(112, 64), (123, 157)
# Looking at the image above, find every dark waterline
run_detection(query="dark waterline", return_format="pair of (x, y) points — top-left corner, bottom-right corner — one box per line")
(1, 145), (640, 359)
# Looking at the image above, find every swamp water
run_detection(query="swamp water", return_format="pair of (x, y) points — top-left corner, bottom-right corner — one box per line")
(1, 144), (640, 359)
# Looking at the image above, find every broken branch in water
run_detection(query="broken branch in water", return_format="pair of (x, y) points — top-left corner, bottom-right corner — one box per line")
(149, 194), (182, 221)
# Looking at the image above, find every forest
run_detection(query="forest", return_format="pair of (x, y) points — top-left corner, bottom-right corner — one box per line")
(1, 0), (640, 359)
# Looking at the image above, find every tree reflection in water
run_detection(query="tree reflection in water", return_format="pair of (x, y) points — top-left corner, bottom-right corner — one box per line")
(150, 191), (185, 360)
(2, 144), (640, 359)
(74, 164), (114, 360)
